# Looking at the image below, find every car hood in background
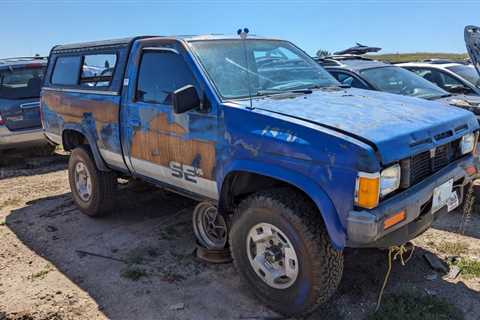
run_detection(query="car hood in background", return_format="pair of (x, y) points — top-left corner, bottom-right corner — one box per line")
(437, 94), (480, 115)
(241, 88), (478, 164)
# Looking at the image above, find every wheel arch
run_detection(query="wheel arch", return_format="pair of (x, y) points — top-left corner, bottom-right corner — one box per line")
(219, 160), (346, 249)
(62, 124), (110, 171)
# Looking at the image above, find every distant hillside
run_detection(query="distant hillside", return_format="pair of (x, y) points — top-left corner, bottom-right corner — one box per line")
(365, 52), (469, 63)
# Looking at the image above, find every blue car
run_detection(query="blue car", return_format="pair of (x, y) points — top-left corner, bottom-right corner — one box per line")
(0, 56), (53, 152)
(41, 35), (479, 317)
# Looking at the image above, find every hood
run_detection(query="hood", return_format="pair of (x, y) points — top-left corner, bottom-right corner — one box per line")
(436, 94), (480, 115)
(243, 88), (478, 164)
(465, 25), (480, 78)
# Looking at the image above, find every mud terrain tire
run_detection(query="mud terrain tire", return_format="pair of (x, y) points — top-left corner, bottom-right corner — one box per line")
(68, 145), (116, 217)
(229, 188), (343, 317)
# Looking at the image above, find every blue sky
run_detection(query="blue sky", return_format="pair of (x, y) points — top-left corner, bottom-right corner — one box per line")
(1, 0), (479, 58)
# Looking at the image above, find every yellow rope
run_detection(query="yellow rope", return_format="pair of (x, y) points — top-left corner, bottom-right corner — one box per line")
(375, 243), (415, 312)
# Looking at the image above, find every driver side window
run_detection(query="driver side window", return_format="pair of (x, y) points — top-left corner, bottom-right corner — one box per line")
(136, 51), (198, 105)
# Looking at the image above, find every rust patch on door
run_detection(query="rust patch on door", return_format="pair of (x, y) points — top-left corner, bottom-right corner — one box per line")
(43, 91), (118, 124)
(130, 114), (216, 180)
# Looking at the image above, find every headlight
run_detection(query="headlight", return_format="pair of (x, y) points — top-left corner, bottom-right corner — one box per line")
(380, 164), (401, 197)
(355, 164), (401, 209)
(460, 133), (476, 155)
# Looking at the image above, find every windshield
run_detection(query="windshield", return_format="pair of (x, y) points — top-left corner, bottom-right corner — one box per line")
(189, 39), (340, 99)
(0, 67), (45, 100)
(360, 66), (448, 99)
(447, 65), (480, 87)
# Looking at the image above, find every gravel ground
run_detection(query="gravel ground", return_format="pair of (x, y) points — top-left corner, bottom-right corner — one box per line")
(0, 150), (479, 320)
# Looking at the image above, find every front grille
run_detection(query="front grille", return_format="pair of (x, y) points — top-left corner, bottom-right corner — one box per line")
(403, 139), (461, 186)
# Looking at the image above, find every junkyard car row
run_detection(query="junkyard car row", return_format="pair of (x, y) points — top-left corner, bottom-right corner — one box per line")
(1, 25), (480, 317)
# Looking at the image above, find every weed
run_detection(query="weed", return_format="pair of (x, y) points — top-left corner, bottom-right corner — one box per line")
(455, 258), (480, 279)
(368, 291), (463, 320)
(126, 253), (145, 265)
(121, 266), (148, 281)
(30, 265), (53, 281)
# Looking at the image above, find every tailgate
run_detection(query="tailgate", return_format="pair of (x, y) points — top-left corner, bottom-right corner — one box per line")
(0, 98), (41, 131)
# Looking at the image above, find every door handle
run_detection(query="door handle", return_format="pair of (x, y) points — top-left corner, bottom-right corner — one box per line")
(20, 102), (40, 109)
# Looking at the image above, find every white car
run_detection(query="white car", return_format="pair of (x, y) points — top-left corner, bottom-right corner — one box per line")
(399, 60), (480, 97)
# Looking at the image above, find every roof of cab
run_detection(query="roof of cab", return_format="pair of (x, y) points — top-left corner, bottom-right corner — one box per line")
(51, 34), (275, 53)
(51, 36), (154, 53)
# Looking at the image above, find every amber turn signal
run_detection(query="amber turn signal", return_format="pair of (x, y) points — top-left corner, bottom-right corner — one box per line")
(383, 210), (406, 230)
(355, 173), (380, 209)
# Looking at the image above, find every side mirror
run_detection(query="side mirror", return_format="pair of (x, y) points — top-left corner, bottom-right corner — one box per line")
(172, 85), (200, 114)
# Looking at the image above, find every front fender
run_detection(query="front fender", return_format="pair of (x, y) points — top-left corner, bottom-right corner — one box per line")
(221, 159), (346, 249)
(62, 123), (110, 172)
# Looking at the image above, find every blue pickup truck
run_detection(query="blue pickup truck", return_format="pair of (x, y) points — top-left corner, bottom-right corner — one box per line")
(0, 56), (53, 152)
(41, 35), (479, 316)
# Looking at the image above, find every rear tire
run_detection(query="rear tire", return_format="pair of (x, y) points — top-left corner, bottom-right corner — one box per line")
(229, 188), (343, 317)
(68, 145), (116, 217)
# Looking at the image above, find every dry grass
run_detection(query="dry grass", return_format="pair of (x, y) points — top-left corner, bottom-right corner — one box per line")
(0, 197), (23, 210)
(366, 52), (469, 63)
(434, 241), (470, 256)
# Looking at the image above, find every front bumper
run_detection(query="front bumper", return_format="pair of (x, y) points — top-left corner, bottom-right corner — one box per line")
(346, 155), (476, 248)
(0, 125), (48, 150)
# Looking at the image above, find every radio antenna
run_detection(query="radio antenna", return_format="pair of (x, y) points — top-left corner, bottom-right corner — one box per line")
(237, 28), (253, 110)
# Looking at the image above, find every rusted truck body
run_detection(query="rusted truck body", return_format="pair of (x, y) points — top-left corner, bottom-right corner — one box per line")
(41, 35), (479, 316)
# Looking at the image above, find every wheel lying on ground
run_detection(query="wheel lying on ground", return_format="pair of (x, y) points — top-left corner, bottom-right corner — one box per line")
(68, 145), (116, 217)
(229, 188), (343, 317)
(193, 202), (228, 249)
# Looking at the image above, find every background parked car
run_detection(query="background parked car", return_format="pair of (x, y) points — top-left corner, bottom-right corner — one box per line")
(315, 48), (480, 116)
(0, 56), (54, 153)
(399, 60), (480, 96)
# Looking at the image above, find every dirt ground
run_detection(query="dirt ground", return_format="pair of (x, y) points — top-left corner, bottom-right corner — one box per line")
(0, 151), (479, 320)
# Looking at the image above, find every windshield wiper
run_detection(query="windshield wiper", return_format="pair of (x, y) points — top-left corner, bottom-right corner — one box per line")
(256, 88), (313, 96)
(424, 93), (452, 100)
(307, 84), (350, 90)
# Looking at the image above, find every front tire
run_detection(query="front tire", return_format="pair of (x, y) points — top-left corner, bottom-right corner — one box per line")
(68, 146), (116, 217)
(229, 189), (343, 317)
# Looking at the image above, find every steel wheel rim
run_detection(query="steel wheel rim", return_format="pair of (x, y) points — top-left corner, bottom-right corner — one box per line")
(193, 203), (228, 249)
(74, 162), (92, 202)
(246, 222), (299, 289)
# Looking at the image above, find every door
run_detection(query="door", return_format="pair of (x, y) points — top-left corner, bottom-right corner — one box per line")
(123, 42), (219, 199)
(0, 66), (45, 131)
